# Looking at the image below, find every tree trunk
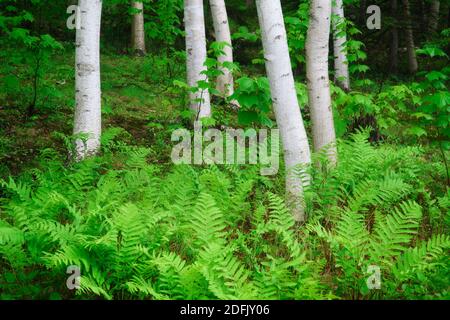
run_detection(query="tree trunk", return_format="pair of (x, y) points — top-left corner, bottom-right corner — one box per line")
(131, 1), (146, 56)
(331, 0), (350, 91)
(429, 0), (440, 33)
(448, 5), (450, 28)
(402, 0), (418, 74)
(306, 0), (337, 165)
(256, 0), (312, 222)
(185, 0), (211, 119)
(74, 0), (103, 160)
(209, 0), (235, 99)
(418, 0), (427, 32)
(390, 0), (399, 74)
(359, 0), (367, 24)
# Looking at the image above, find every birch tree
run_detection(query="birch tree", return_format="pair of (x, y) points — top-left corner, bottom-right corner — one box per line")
(73, 0), (103, 160)
(131, 1), (146, 55)
(185, 0), (211, 119)
(256, 0), (312, 222)
(209, 0), (235, 99)
(306, 0), (337, 165)
(331, 0), (350, 91)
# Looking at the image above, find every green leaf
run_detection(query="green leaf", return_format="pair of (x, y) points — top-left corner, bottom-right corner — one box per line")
(238, 110), (259, 125)
(407, 126), (427, 137)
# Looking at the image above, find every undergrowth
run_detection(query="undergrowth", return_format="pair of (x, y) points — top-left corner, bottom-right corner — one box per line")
(0, 130), (448, 300)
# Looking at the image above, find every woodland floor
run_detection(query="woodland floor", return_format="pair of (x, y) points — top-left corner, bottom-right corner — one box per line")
(0, 50), (449, 300)
(0, 52), (191, 176)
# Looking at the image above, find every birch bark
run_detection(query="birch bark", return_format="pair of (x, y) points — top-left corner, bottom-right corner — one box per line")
(185, 0), (211, 118)
(131, 1), (146, 55)
(256, 0), (312, 222)
(209, 0), (235, 98)
(306, 0), (337, 165)
(74, 0), (103, 160)
(332, 0), (350, 91)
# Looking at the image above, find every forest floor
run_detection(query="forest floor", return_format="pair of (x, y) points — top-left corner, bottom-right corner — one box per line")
(0, 50), (449, 300)
(0, 52), (191, 176)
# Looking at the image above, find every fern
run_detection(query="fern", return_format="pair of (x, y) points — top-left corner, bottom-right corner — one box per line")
(0, 221), (25, 245)
(187, 192), (227, 249)
(371, 201), (422, 263)
(0, 132), (448, 300)
(393, 234), (450, 281)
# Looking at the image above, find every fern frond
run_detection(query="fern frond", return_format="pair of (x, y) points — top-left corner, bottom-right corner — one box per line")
(0, 221), (25, 245)
(371, 201), (422, 263)
(125, 275), (166, 300)
(188, 193), (227, 249)
(393, 234), (450, 281)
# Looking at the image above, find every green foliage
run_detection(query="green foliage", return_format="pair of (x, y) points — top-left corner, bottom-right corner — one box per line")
(304, 132), (449, 299)
(232, 26), (258, 43)
(230, 76), (273, 127)
(0, 132), (448, 300)
(414, 35), (450, 152)
(285, 2), (309, 69)
(142, 0), (183, 48)
(0, 5), (64, 116)
(1, 0), (449, 302)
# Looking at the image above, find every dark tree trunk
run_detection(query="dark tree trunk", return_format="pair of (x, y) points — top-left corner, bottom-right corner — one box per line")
(390, 0), (399, 74)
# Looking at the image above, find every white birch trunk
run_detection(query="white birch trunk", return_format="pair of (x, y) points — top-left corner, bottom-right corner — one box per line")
(331, 0), (350, 91)
(131, 1), (146, 55)
(306, 0), (337, 165)
(74, 0), (103, 160)
(256, 0), (312, 222)
(184, 0), (211, 119)
(209, 0), (235, 98)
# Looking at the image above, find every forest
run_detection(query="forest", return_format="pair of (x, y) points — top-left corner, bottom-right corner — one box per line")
(0, 0), (449, 301)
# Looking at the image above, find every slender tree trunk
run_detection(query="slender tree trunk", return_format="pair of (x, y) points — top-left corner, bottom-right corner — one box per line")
(209, 0), (235, 99)
(256, 0), (312, 222)
(74, 0), (103, 160)
(418, 0), (427, 32)
(390, 0), (399, 74)
(184, 0), (211, 119)
(448, 5), (450, 28)
(331, 0), (350, 91)
(429, 0), (440, 33)
(131, 1), (146, 55)
(402, 0), (418, 74)
(359, 0), (367, 24)
(306, 0), (337, 165)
